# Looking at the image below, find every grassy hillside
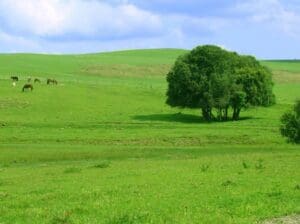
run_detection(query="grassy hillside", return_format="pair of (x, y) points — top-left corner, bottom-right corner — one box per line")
(0, 49), (299, 223)
(262, 60), (300, 73)
(0, 49), (187, 79)
(262, 60), (300, 84)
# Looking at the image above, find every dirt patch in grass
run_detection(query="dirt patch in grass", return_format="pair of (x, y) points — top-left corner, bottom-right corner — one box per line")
(0, 98), (30, 109)
(273, 70), (300, 84)
(81, 64), (171, 77)
(262, 215), (300, 224)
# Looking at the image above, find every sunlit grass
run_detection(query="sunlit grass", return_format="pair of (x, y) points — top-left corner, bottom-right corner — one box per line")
(0, 50), (299, 223)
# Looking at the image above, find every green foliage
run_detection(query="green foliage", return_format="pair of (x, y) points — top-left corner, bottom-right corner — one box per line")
(166, 45), (275, 121)
(200, 164), (210, 172)
(235, 64), (275, 107)
(230, 91), (246, 121)
(280, 100), (300, 143)
(92, 161), (110, 169)
(51, 211), (73, 224)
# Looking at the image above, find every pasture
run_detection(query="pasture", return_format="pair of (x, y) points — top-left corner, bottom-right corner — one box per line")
(0, 50), (299, 223)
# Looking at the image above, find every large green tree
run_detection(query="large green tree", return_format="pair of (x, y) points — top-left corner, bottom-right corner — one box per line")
(166, 45), (275, 121)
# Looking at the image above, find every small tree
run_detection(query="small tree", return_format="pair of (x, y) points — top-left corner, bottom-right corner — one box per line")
(166, 45), (275, 121)
(280, 100), (300, 143)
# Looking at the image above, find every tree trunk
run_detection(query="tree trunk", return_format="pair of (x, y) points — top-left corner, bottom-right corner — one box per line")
(232, 107), (241, 120)
(223, 107), (228, 121)
(202, 107), (212, 121)
(209, 107), (213, 121)
(232, 107), (237, 120)
(218, 108), (222, 121)
(235, 108), (241, 120)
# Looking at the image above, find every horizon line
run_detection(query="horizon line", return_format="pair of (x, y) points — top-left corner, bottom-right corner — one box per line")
(0, 48), (299, 61)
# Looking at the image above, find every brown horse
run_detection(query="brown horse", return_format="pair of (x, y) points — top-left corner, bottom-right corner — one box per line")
(11, 76), (19, 82)
(47, 79), (58, 85)
(34, 78), (41, 83)
(22, 84), (33, 92)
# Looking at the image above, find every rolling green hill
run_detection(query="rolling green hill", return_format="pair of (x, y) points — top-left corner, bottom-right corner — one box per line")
(262, 60), (300, 73)
(0, 49), (299, 223)
(0, 49), (187, 80)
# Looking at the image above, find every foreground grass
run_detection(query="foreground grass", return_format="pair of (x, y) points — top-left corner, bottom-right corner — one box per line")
(0, 146), (299, 223)
(0, 50), (299, 223)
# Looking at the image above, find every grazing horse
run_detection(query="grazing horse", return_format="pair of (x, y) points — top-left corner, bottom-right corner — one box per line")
(47, 79), (58, 85)
(34, 78), (41, 83)
(22, 84), (33, 92)
(11, 76), (18, 82)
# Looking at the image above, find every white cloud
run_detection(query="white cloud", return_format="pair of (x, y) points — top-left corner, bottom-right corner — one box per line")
(0, 30), (40, 52)
(0, 0), (162, 38)
(0, 0), (232, 51)
(235, 0), (300, 38)
(165, 14), (230, 34)
(0, 0), (299, 58)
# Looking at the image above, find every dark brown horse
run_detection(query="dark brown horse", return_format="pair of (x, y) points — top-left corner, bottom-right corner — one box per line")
(11, 76), (19, 82)
(22, 84), (33, 92)
(34, 78), (41, 83)
(47, 79), (58, 85)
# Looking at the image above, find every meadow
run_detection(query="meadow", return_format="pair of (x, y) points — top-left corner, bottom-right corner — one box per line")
(0, 49), (299, 223)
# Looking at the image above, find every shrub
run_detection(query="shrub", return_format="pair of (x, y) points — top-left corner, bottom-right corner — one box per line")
(280, 100), (300, 143)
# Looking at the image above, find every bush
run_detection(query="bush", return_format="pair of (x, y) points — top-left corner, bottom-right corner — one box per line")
(280, 100), (300, 143)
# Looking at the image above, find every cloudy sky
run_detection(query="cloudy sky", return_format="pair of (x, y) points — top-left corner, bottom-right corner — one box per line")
(0, 0), (299, 59)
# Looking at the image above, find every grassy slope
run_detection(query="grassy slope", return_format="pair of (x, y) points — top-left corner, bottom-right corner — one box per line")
(262, 60), (300, 73)
(0, 49), (299, 224)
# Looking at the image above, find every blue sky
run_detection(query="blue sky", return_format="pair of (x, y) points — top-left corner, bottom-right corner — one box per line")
(0, 0), (299, 59)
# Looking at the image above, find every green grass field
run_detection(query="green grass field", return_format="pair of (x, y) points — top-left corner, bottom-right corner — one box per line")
(0, 50), (299, 223)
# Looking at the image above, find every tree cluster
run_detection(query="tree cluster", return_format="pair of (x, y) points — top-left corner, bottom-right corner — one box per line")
(166, 45), (275, 121)
(280, 100), (300, 143)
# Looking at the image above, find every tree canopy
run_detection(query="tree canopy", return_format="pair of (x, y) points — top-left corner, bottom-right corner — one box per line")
(280, 100), (300, 143)
(166, 45), (275, 121)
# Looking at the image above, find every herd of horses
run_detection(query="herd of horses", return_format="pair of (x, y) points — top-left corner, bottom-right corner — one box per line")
(10, 76), (58, 92)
